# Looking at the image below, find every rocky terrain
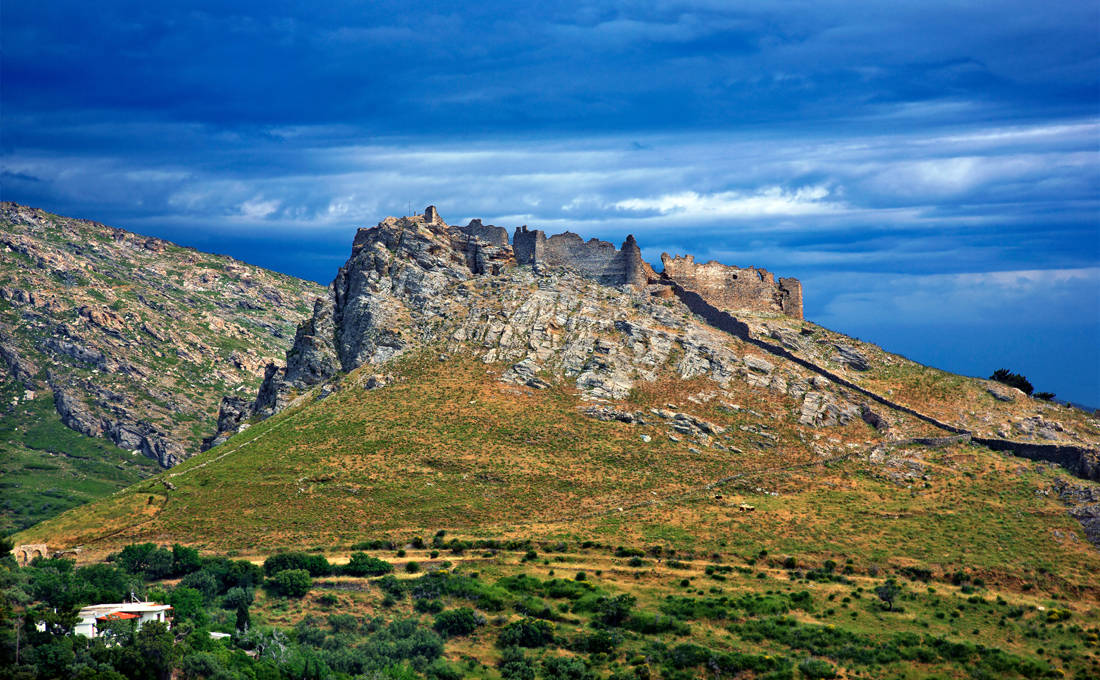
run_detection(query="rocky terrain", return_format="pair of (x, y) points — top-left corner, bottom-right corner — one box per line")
(0, 202), (325, 468)
(211, 207), (1100, 477)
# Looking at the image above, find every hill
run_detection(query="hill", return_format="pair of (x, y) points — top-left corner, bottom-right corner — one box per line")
(0, 203), (325, 532)
(12, 206), (1100, 678)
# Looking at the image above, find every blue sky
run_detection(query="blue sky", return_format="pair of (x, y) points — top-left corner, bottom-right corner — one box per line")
(2, 1), (1098, 404)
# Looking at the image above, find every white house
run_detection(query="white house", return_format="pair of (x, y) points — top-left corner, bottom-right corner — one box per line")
(73, 602), (173, 638)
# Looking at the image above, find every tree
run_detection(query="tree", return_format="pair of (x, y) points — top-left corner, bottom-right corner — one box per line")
(221, 586), (254, 611)
(168, 587), (207, 625)
(113, 544), (174, 580)
(267, 569), (312, 598)
(129, 621), (179, 680)
(875, 579), (901, 611)
(990, 369), (1034, 395)
(235, 604), (251, 633)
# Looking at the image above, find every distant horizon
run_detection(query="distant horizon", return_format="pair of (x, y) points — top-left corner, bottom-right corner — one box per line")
(3, 1), (1097, 403)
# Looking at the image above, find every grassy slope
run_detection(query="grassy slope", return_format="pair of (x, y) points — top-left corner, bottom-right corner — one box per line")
(16, 326), (1100, 677)
(19, 348), (1100, 594)
(0, 392), (159, 533)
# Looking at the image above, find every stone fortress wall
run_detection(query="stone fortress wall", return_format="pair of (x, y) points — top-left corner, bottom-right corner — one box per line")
(454, 218), (509, 247)
(512, 226), (654, 287)
(414, 207), (802, 317)
(660, 254), (803, 319)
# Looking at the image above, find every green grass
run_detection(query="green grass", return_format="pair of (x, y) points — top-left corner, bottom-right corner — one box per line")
(0, 395), (160, 534)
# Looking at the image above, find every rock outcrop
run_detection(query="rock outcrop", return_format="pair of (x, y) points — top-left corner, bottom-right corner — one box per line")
(211, 206), (826, 442)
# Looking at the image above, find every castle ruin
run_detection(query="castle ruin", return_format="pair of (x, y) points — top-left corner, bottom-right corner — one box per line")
(512, 226), (655, 287)
(358, 207), (802, 316)
(661, 254), (803, 319)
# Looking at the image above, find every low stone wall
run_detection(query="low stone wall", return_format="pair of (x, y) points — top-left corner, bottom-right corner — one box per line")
(973, 438), (1100, 481)
(667, 282), (1100, 481)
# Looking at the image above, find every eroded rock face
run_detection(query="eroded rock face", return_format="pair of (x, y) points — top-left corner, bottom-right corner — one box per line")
(798, 391), (859, 427)
(1, 202), (324, 468)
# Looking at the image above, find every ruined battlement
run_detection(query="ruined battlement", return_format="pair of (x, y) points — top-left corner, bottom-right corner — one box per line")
(661, 254), (803, 319)
(455, 218), (509, 247)
(351, 206), (802, 316)
(513, 226), (653, 287)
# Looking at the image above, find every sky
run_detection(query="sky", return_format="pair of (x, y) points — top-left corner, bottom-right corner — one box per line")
(2, 1), (1098, 404)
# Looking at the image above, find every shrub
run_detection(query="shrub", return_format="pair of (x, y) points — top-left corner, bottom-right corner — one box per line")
(570, 628), (621, 654)
(498, 618), (555, 648)
(405, 561), (421, 573)
(542, 656), (594, 680)
(350, 539), (396, 551)
(267, 569), (312, 597)
(798, 658), (838, 679)
(592, 594), (636, 627)
(342, 552), (394, 577)
(433, 607), (485, 637)
(498, 646), (537, 680)
(263, 551), (330, 577)
(415, 599), (445, 613)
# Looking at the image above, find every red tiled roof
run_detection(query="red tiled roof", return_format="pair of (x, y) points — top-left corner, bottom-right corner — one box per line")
(96, 612), (139, 621)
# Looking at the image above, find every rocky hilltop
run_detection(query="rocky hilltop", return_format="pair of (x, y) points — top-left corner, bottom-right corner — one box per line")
(209, 207), (1098, 487)
(0, 203), (325, 467)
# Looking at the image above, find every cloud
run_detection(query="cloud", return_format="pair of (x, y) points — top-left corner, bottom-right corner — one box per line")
(613, 185), (841, 218)
(238, 197), (281, 219)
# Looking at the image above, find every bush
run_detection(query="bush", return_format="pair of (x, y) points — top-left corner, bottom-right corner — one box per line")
(433, 607), (485, 637)
(542, 656), (594, 680)
(593, 594), (636, 627)
(405, 561), (421, 573)
(342, 552), (394, 577)
(263, 551), (331, 577)
(498, 646), (537, 680)
(798, 658), (838, 679)
(570, 628), (621, 654)
(498, 618), (556, 648)
(267, 569), (312, 597)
